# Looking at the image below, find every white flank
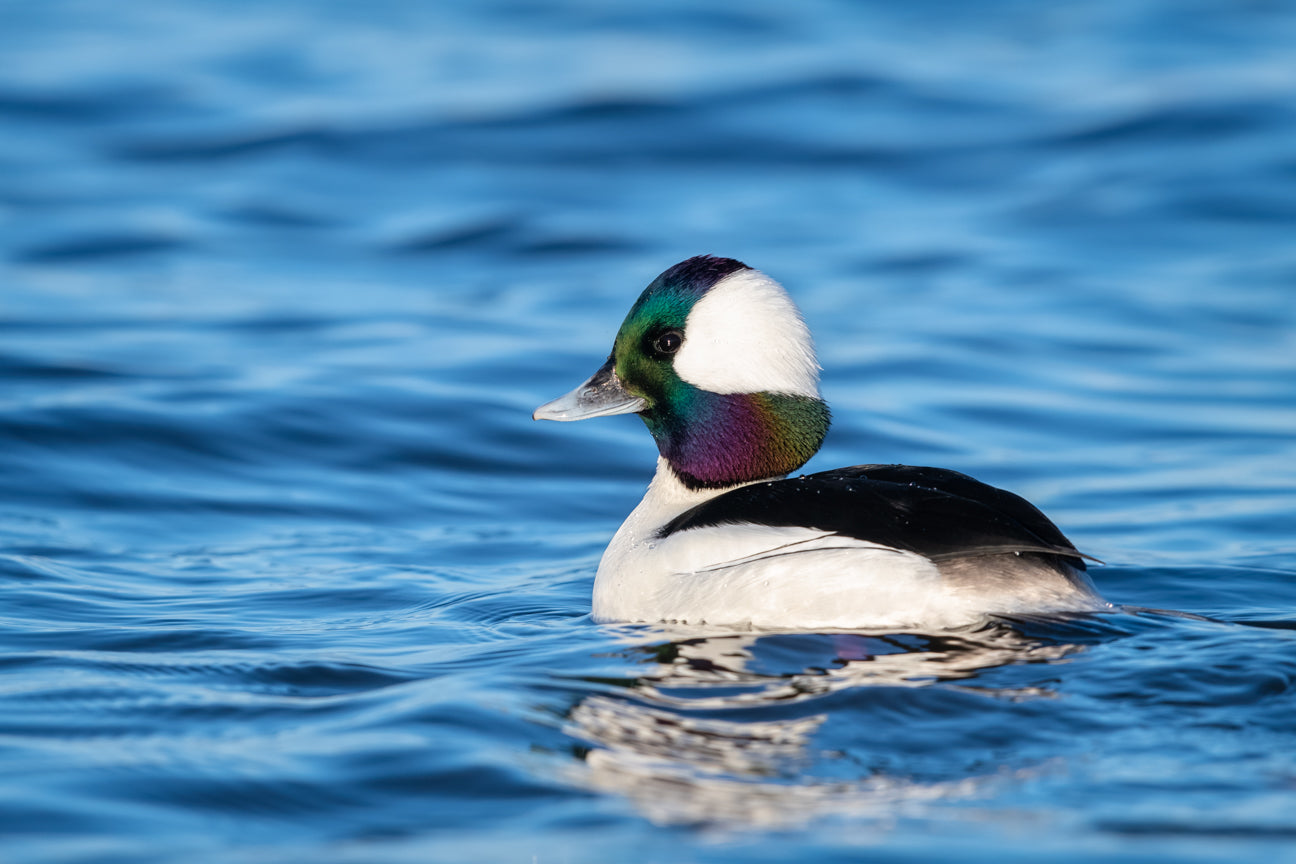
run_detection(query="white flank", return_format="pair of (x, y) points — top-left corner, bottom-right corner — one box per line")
(591, 458), (1109, 631)
(671, 269), (821, 398)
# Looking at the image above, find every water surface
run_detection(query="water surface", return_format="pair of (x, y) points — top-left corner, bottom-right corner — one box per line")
(2, 2), (1295, 862)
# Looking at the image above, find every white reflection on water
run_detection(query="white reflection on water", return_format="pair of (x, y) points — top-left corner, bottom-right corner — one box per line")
(563, 623), (1086, 828)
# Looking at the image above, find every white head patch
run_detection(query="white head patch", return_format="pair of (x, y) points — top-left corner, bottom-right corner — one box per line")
(672, 268), (821, 397)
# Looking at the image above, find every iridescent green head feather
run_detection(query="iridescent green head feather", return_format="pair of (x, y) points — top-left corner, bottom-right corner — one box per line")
(536, 255), (830, 490)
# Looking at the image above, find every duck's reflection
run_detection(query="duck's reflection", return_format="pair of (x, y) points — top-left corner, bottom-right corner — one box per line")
(563, 619), (1097, 828)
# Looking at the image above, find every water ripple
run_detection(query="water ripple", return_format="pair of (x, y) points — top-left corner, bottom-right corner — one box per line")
(3, 1), (1296, 861)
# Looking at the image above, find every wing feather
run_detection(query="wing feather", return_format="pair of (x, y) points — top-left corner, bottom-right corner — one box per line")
(657, 464), (1090, 568)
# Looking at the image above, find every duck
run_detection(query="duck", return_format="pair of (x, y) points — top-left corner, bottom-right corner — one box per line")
(534, 255), (1109, 630)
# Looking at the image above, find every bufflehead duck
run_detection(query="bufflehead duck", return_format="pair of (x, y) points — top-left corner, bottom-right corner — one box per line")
(535, 256), (1107, 630)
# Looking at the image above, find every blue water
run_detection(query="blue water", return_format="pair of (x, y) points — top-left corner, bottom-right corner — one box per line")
(3, 1), (1296, 861)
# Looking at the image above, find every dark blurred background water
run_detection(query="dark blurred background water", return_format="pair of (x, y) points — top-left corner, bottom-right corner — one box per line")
(2, 2), (1295, 862)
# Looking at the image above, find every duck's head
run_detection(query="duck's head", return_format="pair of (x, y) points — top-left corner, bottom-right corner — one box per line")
(534, 255), (830, 490)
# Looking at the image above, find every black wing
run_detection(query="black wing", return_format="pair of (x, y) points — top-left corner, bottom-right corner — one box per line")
(657, 464), (1088, 568)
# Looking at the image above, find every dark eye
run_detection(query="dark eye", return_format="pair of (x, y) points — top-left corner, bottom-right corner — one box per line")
(650, 329), (683, 357)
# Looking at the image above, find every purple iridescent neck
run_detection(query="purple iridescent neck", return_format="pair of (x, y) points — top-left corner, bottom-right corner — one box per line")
(645, 389), (831, 490)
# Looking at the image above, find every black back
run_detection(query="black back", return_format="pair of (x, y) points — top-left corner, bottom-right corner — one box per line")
(657, 464), (1086, 568)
